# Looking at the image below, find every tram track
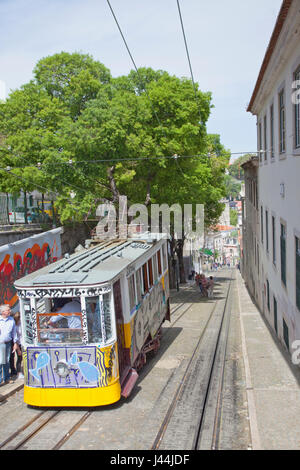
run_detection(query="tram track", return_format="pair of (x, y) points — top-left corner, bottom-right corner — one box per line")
(151, 271), (234, 450)
(1, 276), (232, 451)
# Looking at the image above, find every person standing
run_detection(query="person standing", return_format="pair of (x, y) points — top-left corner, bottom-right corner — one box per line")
(11, 312), (23, 379)
(0, 305), (19, 385)
(207, 276), (214, 299)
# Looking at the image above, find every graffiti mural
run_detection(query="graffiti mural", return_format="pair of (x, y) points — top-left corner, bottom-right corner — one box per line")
(130, 271), (169, 363)
(0, 228), (62, 309)
(26, 344), (119, 389)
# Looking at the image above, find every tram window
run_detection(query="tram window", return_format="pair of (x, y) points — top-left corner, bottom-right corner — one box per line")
(103, 293), (112, 341)
(157, 250), (162, 276)
(143, 263), (149, 293)
(128, 274), (136, 312)
(162, 244), (167, 271)
(153, 255), (158, 282)
(148, 259), (153, 287)
(86, 297), (102, 343)
(36, 298), (83, 344)
(22, 300), (34, 344)
(136, 268), (143, 303)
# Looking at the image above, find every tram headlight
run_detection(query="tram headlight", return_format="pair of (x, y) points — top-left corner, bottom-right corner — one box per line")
(54, 360), (70, 378)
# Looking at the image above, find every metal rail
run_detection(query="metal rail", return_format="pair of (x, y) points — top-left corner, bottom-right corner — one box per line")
(151, 272), (233, 450)
(0, 290), (197, 450)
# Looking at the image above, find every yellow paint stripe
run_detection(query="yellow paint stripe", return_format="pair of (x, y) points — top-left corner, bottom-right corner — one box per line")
(24, 381), (121, 407)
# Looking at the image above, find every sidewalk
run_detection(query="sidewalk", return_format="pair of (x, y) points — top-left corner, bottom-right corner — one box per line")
(237, 272), (300, 450)
(0, 377), (23, 403)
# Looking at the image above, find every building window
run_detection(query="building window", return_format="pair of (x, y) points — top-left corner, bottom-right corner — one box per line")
(294, 67), (300, 149)
(283, 318), (289, 350)
(264, 115), (268, 161)
(280, 223), (286, 286)
(296, 237), (300, 311)
(270, 104), (275, 158)
(272, 216), (276, 265)
(258, 121), (263, 162)
(261, 206), (264, 244)
(266, 210), (269, 253)
(255, 183), (258, 210)
(266, 279), (270, 311)
(279, 89), (286, 153)
(273, 296), (278, 334)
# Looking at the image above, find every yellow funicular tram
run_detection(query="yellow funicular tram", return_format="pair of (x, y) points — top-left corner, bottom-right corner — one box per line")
(15, 236), (170, 407)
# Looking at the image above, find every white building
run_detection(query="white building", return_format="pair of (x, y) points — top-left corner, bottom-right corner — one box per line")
(246, 0), (300, 355)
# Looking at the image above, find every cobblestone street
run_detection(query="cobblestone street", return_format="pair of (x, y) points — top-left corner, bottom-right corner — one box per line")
(1, 269), (299, 450)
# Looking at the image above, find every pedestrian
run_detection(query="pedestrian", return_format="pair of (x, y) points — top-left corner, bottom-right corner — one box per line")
(12, 312), (23, 379)
(199, 276), (204, 296)
(48, 298), (82, 329)
(201, 275), (208, 297)
(207, 276), (214, 299)
(0, 305), (19, 385)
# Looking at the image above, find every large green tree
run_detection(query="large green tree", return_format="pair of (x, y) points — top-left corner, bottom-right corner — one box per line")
(0, 53), (230, 285)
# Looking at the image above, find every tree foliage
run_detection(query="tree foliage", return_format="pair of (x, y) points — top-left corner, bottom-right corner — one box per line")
(228, 154), (253, 180)
(0, 52), (230, 238)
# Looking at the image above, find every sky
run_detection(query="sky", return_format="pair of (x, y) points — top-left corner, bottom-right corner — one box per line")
(0, 0), (283, 159)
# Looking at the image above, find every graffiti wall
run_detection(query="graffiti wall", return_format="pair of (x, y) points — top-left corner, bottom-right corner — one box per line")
(0, 228), (62, 310)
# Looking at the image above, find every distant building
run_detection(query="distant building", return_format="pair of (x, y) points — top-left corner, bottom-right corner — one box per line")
(218, 199), (230, 227)
(241, 156), (259, 299)
(246, 0), (300, 356)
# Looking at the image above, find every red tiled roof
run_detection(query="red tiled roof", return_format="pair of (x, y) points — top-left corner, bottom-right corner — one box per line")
(215, 225), (236, 232)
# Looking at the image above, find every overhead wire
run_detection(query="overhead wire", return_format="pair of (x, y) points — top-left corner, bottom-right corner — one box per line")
(106, 0), (167, 138)
(176, 0), (202, 123)
(106, 0), (189, 178)
(0, 2), (258, 195)
(1, 149), (95, 199)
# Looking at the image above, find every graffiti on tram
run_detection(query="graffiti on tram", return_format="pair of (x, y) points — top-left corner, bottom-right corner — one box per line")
(25, 344), (119, 389)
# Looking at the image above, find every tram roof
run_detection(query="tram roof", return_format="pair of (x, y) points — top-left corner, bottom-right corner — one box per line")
(15, 237), (165, 289)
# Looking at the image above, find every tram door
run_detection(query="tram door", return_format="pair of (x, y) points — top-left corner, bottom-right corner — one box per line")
(113, 279), (130, 380)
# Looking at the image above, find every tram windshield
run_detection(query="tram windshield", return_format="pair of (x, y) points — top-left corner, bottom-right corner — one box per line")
(36, 298), (83, 344)
(23, 293), (113, 346)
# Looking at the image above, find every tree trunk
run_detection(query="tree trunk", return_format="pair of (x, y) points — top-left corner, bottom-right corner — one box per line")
(175, 238), (186, 284)
(107, 165), (120, 204)
(24, 191), (28, 224)
(168, 238), (177, 289)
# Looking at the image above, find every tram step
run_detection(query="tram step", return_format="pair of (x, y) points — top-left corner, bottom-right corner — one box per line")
(121, 368), (139, 398)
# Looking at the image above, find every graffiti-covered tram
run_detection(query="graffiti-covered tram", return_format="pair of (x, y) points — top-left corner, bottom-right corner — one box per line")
(15, 236), (170, 407)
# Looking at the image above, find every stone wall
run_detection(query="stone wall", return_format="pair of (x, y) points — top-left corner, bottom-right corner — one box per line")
(0, 225), (43, 246)
(60, 222), (97, 255)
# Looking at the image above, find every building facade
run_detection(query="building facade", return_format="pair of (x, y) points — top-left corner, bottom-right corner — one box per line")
(241, 157), (260, 301)
(246, 0), (300, 355)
